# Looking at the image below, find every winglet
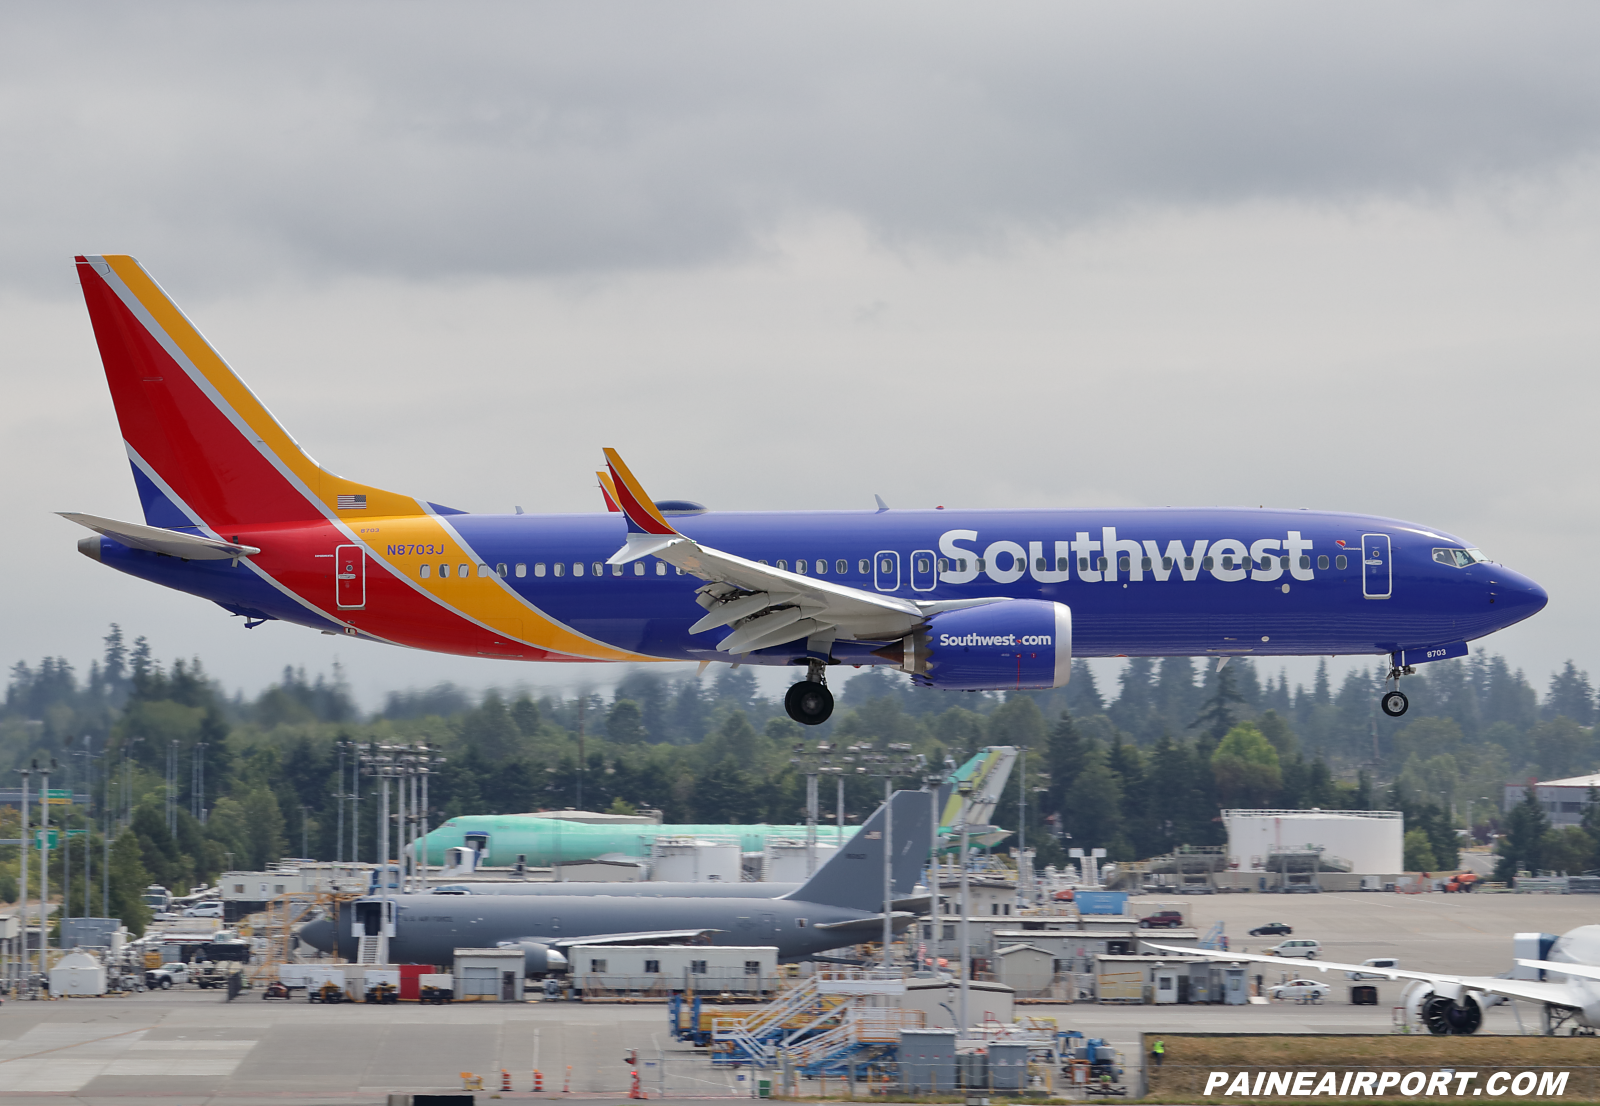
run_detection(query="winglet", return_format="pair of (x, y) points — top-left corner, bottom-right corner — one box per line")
(602, 449), (678, 536)
(597, 470), (622, 513)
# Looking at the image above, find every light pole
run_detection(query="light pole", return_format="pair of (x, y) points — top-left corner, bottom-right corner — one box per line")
(856, 742), (922, 970)
(924, 762), (951, 973)
(15, 764), (30, 987)
(39, 758), (56, 975)
(956, 776), (973, 1032)
(790, 742), (845, 877)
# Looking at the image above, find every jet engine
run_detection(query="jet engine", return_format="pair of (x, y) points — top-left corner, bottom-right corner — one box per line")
(497, 940), (569, 976)
(1404, 981), (1483, 1035)
(898, 599), (1071, 690)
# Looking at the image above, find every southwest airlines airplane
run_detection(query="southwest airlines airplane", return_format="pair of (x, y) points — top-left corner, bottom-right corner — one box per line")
(65, 255), (1547, 726)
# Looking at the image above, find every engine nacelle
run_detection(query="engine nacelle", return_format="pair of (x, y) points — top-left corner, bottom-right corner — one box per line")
(498, 940), (568, 976)
(903, 599), (1071, 690)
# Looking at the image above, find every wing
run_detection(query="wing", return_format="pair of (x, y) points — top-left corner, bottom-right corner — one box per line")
(1145, 942), (1585, 1008)
(60, 512), (260, 562)
(601, 449), (1004, 655)
(549, 928), (721, 949)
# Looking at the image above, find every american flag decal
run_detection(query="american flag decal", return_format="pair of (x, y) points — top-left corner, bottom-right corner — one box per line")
(337, 494), (368, 510)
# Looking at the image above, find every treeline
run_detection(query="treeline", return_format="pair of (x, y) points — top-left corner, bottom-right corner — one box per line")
(3, 626), (1599, 935)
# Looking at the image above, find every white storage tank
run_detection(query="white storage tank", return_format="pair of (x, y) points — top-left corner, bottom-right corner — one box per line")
(762, 839), (839, 882)
(649, 836), (741, 883)
(1223, 809), (1404, 875)
(50, 950), (108, 996)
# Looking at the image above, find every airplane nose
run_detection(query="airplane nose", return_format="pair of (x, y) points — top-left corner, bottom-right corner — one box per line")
(1494, 567), (1548, 621)
(298, 919), (335, 954)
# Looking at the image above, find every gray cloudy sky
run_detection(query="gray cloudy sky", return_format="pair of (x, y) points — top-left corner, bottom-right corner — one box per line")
(4, 3), (1599, 707)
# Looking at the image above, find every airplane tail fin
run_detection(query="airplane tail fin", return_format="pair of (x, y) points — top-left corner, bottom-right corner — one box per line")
(940, 746), (1018, 832)
(75, 255), (414, 532)
(789, 789), (933, 911)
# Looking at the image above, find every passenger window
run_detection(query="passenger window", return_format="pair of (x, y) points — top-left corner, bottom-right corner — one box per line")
(777, 560), (788, 571)
(553, 562), (565, 577)
(1057, 557), (1068, 571)
(836, 559), (847, 574)
(1163, 557), (1173, 570)
(1316, 555), (1328, 570)
(1279, 556), (1289, 569)
(592, 562), (603, 577)
(1221, 556), (1233, 570)
(611, 563), (622, 576)
(938, 558), (949, 572)
(1335, 555), (1347, 570)
(960, 559), (969, 572)
(1036, 557), (1047, 571)
(1118, 557), (1130, 572)
(1097, 557), (1108, 572)
(420, 564), (430, 578)
(1183, 557), (1193, 571)
(460, 563), (470, 577)
(880, 558), (893, 573)
(858, 559), (870, 574)
(1202, 556), (1214, 570)
(1141, 557), (1151, 570)
(633, 562), (644, 576)
(816, 559), (827, 575)
(917, 557), (931, 573)
(573, 562), (584, 577)
(497, 563), (508, 577)
(759, 559), (769, 565)
(796, 560), (808, 575)
(676, 566), (685, 575)
(975, 559), (986, 571)
(476, 564), (488, 577)
(1078, 557), (1088, 571)
(440, 563), (451, 578)
(516, 563), (527, 578)
(656, 562), (667, 575)
(534, 563), (545, 577)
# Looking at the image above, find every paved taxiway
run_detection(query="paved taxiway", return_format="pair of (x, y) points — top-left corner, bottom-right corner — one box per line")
(0, 892), (1587, 1103)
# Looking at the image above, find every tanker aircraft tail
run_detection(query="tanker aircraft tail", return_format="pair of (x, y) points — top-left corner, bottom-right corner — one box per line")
(786, 789), (932, 911)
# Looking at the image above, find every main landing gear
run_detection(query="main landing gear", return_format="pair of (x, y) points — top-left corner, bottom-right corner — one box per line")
(1381, 659), (1415, 718)
(785, 659), (834, 726)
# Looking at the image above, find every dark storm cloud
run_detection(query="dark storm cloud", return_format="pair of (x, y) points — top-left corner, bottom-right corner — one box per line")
(4, 2), (1600, 290)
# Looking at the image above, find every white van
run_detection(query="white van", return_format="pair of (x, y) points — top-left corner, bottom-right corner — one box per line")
(1268, 938), (1321, 959)
(1346, 957), (1398, 980)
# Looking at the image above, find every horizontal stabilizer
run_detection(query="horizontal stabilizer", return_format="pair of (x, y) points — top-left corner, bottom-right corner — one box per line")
(60, 512), (259, 561)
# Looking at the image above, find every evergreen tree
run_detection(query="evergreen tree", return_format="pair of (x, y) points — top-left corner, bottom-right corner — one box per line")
(1495, 789), (1551, 881)
(1545, 662), (1596, 726)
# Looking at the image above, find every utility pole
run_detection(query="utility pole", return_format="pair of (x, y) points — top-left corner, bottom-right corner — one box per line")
(957, 777), (973, 1033)
(15, 764), (30, 987)
(40, 758), (55, 976)
(335, 742), (345, 865)
(925, 761), (951, 972)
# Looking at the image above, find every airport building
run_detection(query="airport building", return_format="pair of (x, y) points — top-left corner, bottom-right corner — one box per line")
(1221, 809), (1404, 882)
(1502, 774), (1599, 827)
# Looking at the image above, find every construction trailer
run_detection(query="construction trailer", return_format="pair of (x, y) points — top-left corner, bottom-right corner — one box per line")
(453, 948), (525, 1002)
(570, 944), (779, 998)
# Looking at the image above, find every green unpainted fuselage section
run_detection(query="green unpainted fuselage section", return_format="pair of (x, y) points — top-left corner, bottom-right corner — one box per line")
(423, 817), (860, 867)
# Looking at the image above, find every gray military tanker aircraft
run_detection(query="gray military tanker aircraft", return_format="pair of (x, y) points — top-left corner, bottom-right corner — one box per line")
(299, 788), (932, 973)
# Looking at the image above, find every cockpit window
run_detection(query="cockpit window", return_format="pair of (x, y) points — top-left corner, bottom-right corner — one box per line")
(1433, 547), (1485, 569)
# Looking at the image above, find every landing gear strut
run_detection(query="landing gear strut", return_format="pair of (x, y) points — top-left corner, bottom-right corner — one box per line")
(1381, 658), (1415, 718)
(784, 659), (834, 726)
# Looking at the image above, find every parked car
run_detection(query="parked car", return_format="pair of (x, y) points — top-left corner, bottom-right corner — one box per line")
(150, 910), (180, 922)
(1267, 939), (1321, 959)
(1346, 957), (1399, 980)
(144, 962), (192, 989)
(1269, 978), (1330, 1002)
(1249, 921), (1292, 937)
(183, 901), (224, 919)
(1138, 910), (1185, 929)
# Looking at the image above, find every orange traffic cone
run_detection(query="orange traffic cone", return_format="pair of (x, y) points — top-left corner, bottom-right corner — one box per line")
(502, 1069), (512, 1092)
(533, 1068), (544, 1092)
(629, 1067), (647, 1100)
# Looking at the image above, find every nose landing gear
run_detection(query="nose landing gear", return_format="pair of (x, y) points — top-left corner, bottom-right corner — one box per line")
(1380, 659), (1415, 717)
(784, 659), (834, 726)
